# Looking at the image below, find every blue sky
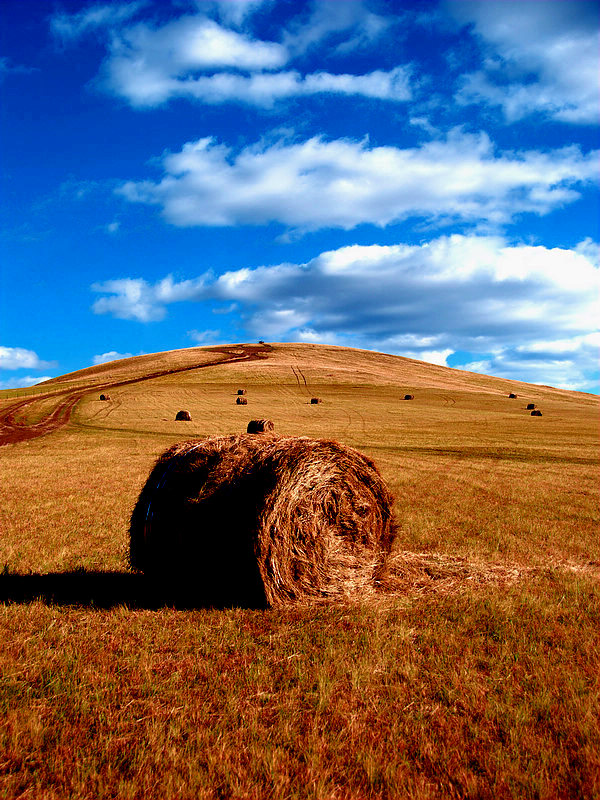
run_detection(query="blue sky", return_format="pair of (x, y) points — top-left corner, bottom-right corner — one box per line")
(1, 0), (598, 392)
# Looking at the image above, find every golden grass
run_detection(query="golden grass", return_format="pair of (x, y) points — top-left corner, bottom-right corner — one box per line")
(0, 343), (598, 798)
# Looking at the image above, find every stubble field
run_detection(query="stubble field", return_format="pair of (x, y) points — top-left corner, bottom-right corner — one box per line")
(1, 342), (598, 799)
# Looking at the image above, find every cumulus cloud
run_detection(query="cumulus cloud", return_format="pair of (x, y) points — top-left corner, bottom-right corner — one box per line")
(92, 350), (134, 365)
(91, 275), (209, 321)
(0, 375), (54, 390)
(0, 346), (55, 370)
(117, 132), (598, 232)
(51, 3), (409, 109)
(451, 0), (600, 123)
(101, 16), (408, 107)
(91, 235), (599, 388)
(461, 333), (600, 392)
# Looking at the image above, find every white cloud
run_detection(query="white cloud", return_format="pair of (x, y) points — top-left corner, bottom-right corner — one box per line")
(117, 132), (598, 232)
(103, 14), (288, 106)
(107, 64), (411, 108)
(0, 346), (55, 370)
(92, 350), (134, 365)
(91, 275), (209, 321)
(210, 0), (273, 28)
(187, 329), (223, 344)
(461, 331), (600, 391)
(283, 0), (391, 56)
(451, 0), (600, 124)
(90, 235), (599, 388)
(51, 2), (146, 42)
(0, 375), (54, 390)
(51, 3), (411, 109)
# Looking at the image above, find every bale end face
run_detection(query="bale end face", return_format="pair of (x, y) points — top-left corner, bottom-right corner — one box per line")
(129, 435), (396, 608)
(175, 410), (192, 421)
(247, 419), (274, 434)
(236, 397), (248, 405)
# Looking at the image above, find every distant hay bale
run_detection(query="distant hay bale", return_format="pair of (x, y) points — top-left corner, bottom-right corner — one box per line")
(237, 389), (247, 395)
(99, 394), (110, 401)
(509, 393), (517, 399)
(404, 394), (414, 400)
(175, 410), (192, 421)
(310, 397), (322, 404)
(129, 435), (396, 608)
(236, 397), (248, 405)
(526, 403), (536, 410)
(531, 409), (543, 416)
(247, 419), (274, 434)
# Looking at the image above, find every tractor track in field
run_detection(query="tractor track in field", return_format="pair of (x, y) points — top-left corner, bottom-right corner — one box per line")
(0, 343), (273, 447)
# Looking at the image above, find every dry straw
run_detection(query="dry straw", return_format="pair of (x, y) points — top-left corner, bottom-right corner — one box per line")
(175, 410), (192, 421)
(247, 419), (274, 434)
(129, 434), (396, 607)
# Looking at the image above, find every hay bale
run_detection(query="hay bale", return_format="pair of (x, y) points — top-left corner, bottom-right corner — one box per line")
(247, 419), (275, 434)
(237, 389), (247, 395)
(129, 435), (396, 608)
(526, 403), (536, 410)
(99, 394), (110, 401)
(310, 397), (322, 404)
(509, 393), (517, 399)
(236, 397), (248, 405)
(531, 409), (543, 416)
(404, 394), (414, 400)
(175, 410), (192, 421)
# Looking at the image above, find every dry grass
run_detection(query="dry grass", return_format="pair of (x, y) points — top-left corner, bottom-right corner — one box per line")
(0, 343), (598, 798)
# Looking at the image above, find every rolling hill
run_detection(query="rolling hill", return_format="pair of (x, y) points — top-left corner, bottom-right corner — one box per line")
(0, 342), (598, 799)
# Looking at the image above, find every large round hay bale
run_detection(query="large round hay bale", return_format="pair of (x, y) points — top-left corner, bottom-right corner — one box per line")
(99, 394), (110, 401)
(508, 393), (517, 399)
(237, 389), (247, 395)
(526, 403), (536, 410)
(310, 397), (322, 404)
(236, 397), (248, 405)
(404, 394), (414, 400)
(247, 419), (274, 434)
(531, 409), (543, 416)
(175, 410), (192, 421)
(129, 435), (396, 608)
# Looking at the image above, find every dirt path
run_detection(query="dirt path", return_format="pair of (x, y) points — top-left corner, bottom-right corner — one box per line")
(0, 343), (272, 447)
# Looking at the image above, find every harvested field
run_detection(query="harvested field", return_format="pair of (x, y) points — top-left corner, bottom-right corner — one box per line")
(0, 342), (598, 800)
